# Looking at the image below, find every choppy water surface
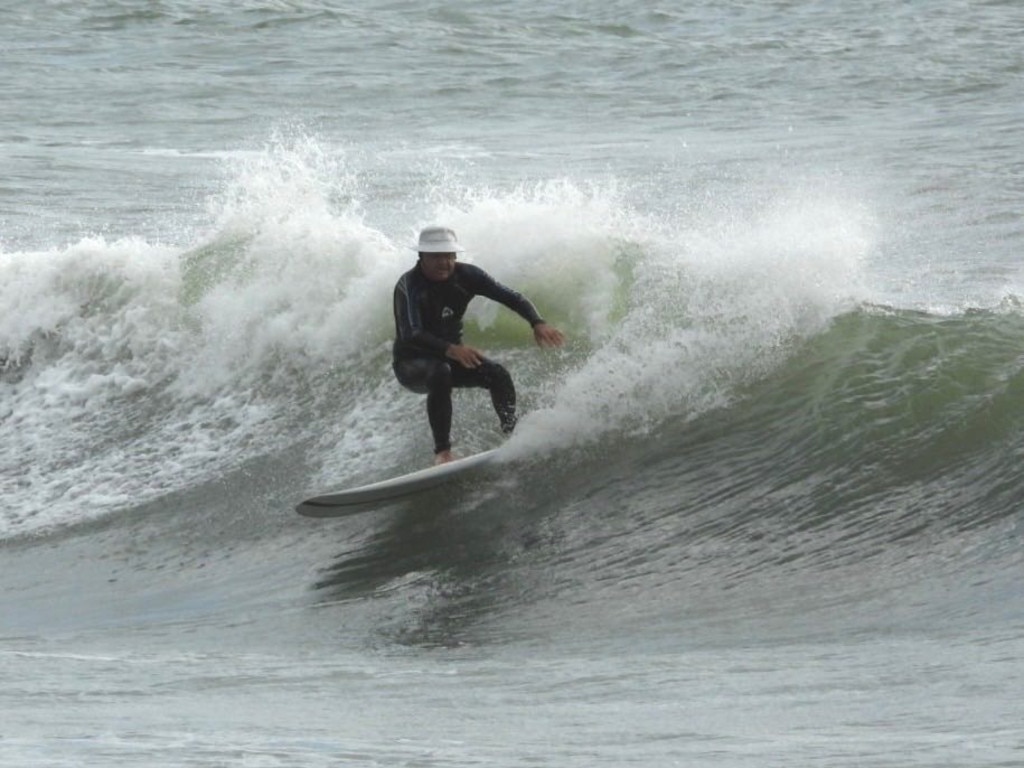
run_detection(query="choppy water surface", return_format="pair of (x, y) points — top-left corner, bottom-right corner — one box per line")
(2, 1), (1023, 765)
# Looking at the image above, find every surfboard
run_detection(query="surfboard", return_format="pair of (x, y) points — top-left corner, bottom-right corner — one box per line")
(295, 448), (499, 518)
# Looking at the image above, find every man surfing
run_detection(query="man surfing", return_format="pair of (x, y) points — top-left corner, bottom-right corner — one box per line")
(392, 226), (565, 464)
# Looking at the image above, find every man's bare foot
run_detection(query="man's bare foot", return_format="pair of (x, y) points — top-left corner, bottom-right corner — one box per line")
(434, 450), (454, 465)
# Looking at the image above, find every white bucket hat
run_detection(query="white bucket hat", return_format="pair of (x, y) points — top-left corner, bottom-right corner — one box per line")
(410, 226), (464, 253)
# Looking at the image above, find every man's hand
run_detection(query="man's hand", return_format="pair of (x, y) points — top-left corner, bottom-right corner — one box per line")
(533, 322), (566, 348)
(446, 344), (485, 369)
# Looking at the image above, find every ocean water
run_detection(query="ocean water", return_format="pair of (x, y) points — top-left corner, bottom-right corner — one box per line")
(2, 1), (1023, 765)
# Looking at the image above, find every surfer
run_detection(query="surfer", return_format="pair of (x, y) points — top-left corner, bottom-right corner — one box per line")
(392, 226), (565, 464)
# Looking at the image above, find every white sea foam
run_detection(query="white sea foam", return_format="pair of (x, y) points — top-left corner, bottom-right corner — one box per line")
(508, 185), (875, 456)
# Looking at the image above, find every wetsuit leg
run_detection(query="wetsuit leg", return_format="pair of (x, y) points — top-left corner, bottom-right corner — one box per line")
(393, 358), (454, 454)
(451, 359), (517, 435)
(394, 357), (518, 451)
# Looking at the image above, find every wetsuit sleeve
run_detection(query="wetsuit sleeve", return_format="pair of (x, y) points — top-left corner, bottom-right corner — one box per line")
(464, 265), (545, 326)
(394, 273), (451, 356)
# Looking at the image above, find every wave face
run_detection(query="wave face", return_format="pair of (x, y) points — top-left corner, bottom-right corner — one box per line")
(288, 305), (1024, 651)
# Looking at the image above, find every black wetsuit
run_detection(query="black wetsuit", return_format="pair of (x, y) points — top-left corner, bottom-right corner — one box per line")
(392, 261), (545, 454)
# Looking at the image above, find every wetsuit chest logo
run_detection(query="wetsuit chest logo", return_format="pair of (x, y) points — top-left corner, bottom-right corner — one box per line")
(442, 306), (454, 319)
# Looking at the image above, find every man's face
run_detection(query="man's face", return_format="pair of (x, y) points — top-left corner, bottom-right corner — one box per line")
(419, 252), (457, 282)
